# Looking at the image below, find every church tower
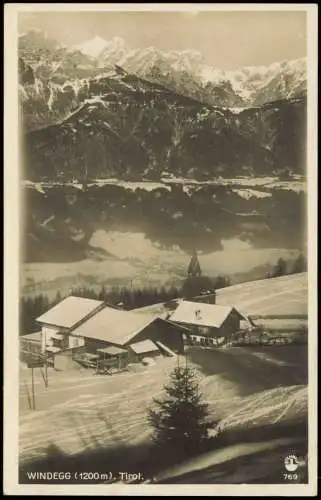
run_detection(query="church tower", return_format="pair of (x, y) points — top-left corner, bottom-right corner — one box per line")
(187, 249), (202, 277)
(184, 250), (216, 304)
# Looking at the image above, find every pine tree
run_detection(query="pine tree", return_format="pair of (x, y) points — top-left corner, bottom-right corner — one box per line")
(98, 285), (107, 301)
(182, 275), (214, 298)
(272, 257), (288, 277)
(213, 275), (231, 289)
(148, 365), (214, 456)
(291, 253), (307, 274)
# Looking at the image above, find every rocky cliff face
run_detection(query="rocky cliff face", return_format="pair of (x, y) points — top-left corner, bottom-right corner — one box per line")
(22, 68), (306, 181)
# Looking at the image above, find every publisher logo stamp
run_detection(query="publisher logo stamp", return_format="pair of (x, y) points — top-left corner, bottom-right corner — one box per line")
(284, 455), (299, 472)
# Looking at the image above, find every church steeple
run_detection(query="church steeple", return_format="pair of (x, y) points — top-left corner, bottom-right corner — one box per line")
(187, 249), (202, 277)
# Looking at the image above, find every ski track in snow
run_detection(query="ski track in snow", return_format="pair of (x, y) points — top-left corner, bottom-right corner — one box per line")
(19, 355), (307, 465)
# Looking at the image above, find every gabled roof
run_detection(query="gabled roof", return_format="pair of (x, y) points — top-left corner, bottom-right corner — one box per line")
(129, 340), (160, 354)
(169, 301), (247, 328)
(36, 296), (104, 329)
(132, 299), (182, 319)
(72, 306), (156, 346)
(21, 331), (42, 342)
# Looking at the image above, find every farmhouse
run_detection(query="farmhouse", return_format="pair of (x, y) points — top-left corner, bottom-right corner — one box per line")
(35, 296), (106, 354)
(26, 296), (189, 371)
(169, 300), (248, 346)
(71, 305), (187, 365)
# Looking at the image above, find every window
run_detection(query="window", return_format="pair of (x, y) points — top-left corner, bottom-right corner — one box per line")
(52, 337), (63, 348)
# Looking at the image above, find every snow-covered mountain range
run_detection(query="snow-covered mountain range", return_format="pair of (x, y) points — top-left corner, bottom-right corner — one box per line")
(19, 29), (306, 182)
(19, 30), (306, 108)
(74, 35), (306, 105)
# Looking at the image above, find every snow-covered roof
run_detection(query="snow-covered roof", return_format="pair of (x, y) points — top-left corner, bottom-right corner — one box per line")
(169, 301), (246, 328)
(72, 307), (156, 346)
(129, 339), (159, 354)
(97, 345), (127, 356)
(21, 331), (42, 342)
(132, 299), (182, 319)
(36, 296), (104, 329)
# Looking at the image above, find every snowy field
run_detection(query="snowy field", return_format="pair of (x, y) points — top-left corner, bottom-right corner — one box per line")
(19, 344), (307, 468)
(216, 272), (308, 316)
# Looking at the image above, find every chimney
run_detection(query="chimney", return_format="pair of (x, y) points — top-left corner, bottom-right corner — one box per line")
(195, 309), (202, 320)
(209, 290), (216, 305)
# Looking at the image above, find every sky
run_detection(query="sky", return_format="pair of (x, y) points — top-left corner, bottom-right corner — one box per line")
(18, 10), (307, 69)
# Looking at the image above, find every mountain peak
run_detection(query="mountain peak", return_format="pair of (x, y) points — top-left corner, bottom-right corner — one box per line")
(75, 36), (109, 58)
(107, 36), (126, 48)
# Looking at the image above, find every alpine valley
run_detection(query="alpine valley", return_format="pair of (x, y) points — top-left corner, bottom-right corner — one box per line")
(19, 31), (307, 294)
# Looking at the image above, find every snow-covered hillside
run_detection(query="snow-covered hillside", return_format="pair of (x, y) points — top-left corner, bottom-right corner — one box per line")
(19, 346), (307, 471)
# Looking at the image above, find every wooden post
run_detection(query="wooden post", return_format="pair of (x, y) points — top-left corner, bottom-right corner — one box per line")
(31, 367), (36, 410)
(40, 366), (46, 386)
(24, 380), (32, 410)
(44, 355), (48, 388)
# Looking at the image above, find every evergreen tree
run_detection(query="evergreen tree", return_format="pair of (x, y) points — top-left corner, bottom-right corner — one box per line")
(272, 257), (288, 277)
(291, 253), (307, 274)
(98, 285), (107, 301)
(182, 275), (214, 298)
(148, 365), (214, 456)
(213, 275), (231, 289)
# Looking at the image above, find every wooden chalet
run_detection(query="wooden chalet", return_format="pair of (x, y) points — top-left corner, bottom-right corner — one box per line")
(24, 296), (189, 372)
(35, 296), (106, 355)
(70, 305), (187, 371)
(169, 300), (248, 346)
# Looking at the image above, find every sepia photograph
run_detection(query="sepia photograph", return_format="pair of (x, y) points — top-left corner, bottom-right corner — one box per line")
(4, 3), (318, 496)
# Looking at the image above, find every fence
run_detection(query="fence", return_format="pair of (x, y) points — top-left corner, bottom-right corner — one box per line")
(189, 328), (307, 349)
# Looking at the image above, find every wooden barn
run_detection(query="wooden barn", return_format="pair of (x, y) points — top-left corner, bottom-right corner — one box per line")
(169, 300), (248, 346)
(26, 294), (199, 372)
(70, 305), (188, 371)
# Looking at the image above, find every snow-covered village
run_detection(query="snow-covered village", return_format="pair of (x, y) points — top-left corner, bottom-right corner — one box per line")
(19, 250), (308, 484)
